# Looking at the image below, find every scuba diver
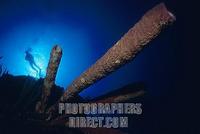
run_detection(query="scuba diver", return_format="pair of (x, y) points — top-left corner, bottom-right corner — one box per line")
(25, 48), (41, 77)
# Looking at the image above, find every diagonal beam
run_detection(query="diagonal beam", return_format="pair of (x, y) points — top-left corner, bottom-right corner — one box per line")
(47, 3), (176, 116)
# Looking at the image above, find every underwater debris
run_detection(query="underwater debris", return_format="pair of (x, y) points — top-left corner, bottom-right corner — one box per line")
(47, 3), (176, 116)
(61, 3), (175, 101)
(36, 45), (62, 113)
(95, 90), (145, 103)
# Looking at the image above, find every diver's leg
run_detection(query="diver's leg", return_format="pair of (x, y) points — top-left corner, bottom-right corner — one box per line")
(34, 64), (41, 71)
(32, 61), (41, 70)
(30, 63), (38, 74)
(32, 62), (41, 76)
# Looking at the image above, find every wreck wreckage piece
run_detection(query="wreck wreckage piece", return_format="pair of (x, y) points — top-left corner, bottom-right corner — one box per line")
(36, 45), (62, 113)
(60, 3), (175, 102)
(91, 83), (146, 103)
(95, 90), (145, 103)
(47, 3), (176, 115)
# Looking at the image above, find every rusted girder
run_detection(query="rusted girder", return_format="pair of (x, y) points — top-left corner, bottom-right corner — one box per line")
(36, 45), (62, 113)
(94, 90), (145, 103)
(47, 3), (175, 115)
(61, 3), (175, 101)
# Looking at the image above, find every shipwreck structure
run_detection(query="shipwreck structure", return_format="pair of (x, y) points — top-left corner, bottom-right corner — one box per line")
(36, 45), (63, 113)
(0, 3), (175, 134)
(46, 3), (176, 118)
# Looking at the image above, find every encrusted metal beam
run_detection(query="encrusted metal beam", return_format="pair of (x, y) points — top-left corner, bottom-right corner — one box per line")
(36, 45), (62, 113)
(95, 90), (145, 103)
(61, 3), (175, 102)
(47, 3), (175, 115)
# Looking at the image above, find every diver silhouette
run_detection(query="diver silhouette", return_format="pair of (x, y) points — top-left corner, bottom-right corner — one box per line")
(25, 48), (41, 77)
